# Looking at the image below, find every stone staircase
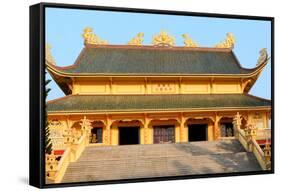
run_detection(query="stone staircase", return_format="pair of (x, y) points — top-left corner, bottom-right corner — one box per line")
(62, 140), (261, 183)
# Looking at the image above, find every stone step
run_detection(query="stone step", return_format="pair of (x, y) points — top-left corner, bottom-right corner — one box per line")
(78, 140), (245, 162)
(62, 151), (261, 183)
(61, 140), (262, 183)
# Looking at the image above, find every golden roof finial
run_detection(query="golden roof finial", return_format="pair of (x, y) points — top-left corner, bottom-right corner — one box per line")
(128, 32), (144, 46)
(182, 34), (199, 47)
(82, 27), (108, 45)
(45, 43), (56, 65)
(215, 32), (235, 48)
(152, 30), (175, 47)
(256, 48), (268, 66)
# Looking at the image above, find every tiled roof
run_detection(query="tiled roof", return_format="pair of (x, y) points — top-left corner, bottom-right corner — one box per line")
(47, 94), (271, 113)
(50, 45), (255, 75)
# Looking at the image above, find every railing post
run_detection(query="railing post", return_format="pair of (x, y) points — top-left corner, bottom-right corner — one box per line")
(263, 141), (271, 170)
(233, 112), (242, 139)
(45, 151), (58, 181)
(80, 116), (92, 145)
(245, 122), (257, 152)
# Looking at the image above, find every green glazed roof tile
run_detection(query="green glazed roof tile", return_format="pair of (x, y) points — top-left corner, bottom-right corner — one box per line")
(47, 94), (271, 113)
(55, 46), (253, 75)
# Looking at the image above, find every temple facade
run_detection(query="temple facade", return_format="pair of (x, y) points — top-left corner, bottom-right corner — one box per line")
(45, 29), (271, 182)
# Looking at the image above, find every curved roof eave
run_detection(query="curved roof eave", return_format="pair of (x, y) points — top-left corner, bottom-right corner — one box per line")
(46, 59), (268, 78)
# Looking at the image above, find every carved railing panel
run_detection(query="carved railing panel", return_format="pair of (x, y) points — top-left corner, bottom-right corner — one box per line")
(46, 116), (92, 183)
(233, 112), (271, 170)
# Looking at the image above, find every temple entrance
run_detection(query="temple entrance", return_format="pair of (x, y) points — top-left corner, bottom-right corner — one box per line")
(119, 126), (140, 145)
(188, 124), (208, 142)
(153, 125), (175, 144)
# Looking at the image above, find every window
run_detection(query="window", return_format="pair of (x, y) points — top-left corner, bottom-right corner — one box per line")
(90, 128), (103, 143)
(220, 123), (234, 137)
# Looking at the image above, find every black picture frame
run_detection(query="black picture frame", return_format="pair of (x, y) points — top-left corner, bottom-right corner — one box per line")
(29, 2), (274, 188)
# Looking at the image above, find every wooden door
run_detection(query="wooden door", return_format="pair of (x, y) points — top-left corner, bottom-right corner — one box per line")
(153, 126), (175, 144)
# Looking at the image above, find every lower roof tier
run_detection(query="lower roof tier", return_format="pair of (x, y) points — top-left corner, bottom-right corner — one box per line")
(47, 94), (271, 113)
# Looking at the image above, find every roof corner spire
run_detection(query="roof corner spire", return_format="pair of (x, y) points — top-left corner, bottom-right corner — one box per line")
(45, 43), (56, 65)
(256, 48), (269, 66)
(82, 27), (108, 45)
(214, 32), (235, 49)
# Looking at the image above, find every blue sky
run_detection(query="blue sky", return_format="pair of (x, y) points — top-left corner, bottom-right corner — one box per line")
(46, 7), (271, 101)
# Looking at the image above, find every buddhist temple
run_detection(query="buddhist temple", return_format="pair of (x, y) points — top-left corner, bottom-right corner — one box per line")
(45, 28), (272, 183)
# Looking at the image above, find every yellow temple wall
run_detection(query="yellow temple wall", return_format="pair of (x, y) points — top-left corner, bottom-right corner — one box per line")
(72, 77), (244, 95)
(47, 110), (270, 149)
(248, 111), (269, 129)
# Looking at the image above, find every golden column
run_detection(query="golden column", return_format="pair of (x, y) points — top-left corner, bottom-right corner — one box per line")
(214, 115), (222, 140)
(143, 115), (150, 144)
(105, 116), (112, 145)
(180, 114), (188, 142)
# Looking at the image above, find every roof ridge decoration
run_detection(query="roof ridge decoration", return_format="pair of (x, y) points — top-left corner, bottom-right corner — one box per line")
(256, 48), (268, 66)
(214, 32), (235, 48)
(81, 27), (238, 49)
(46, 43), (56, 65)
(182, 34), (199, 47)
(127, 32), (144, 46)
(82, 27), (108, 45)
(152, 30), (175, 47)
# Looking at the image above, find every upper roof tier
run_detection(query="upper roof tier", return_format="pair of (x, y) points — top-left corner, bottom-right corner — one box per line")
(47, 45), (269, 77)
(46, 28), (269, 77)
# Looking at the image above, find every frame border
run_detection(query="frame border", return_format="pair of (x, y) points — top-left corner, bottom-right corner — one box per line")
(29, 2), (274, 188)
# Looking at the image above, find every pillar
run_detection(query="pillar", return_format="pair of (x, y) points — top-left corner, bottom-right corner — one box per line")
(175, 123), (181, 143)
(105, 117), (111, 145)
(110, 123), (118, 145)
(180, 115), (188, 142)
(208, 121), (214, 141)
(143, 116), (149, 144)
(214, 115), (221, 140)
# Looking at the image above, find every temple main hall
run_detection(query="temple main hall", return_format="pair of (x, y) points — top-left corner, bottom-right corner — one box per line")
(45, 28), (271, 183)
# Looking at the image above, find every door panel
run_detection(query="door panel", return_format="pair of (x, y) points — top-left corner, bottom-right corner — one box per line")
(153, 126), (175, 144)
